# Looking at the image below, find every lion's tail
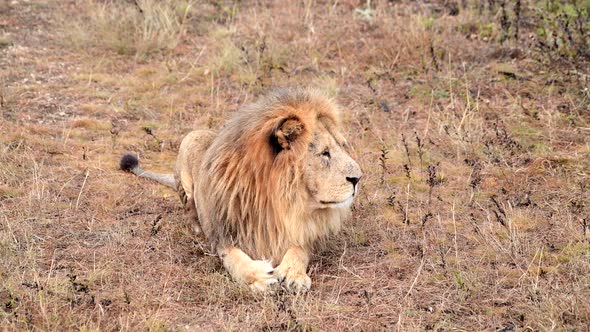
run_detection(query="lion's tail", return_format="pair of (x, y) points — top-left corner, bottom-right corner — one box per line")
(119, 153), (176, 189)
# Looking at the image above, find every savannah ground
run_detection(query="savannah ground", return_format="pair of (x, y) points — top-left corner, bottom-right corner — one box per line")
(1, 0), (589, 330)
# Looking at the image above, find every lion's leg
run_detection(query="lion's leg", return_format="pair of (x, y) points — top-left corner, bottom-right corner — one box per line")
(218, 247), (278, 292)
(178, 183), (202, 235)
(275, 246), (311, 292)
(185, 196), (201, 235)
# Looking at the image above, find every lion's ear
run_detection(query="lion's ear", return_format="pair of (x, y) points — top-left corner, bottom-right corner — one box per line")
(271, 117), (304, 152)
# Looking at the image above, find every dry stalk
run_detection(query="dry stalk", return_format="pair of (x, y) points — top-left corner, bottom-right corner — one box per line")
(75, 169), (90, 210)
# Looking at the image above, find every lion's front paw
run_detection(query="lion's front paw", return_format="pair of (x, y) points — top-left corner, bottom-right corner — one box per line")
(245, 260), (279, 293)
(275, 265), (311, 293)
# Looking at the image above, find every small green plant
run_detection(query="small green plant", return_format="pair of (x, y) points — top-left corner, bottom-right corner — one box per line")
(421, 17), (435, 30)
(534, 0), (590, 59)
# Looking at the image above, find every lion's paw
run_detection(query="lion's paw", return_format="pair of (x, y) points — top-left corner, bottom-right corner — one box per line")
(275, 265), (311, 293)
(246, 260), (279, 293)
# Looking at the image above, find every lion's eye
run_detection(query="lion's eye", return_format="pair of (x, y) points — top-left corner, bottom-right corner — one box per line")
(321, 149), (331, 159)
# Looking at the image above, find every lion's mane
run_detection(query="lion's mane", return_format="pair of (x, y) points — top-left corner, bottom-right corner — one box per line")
(196, 89), (349, 263)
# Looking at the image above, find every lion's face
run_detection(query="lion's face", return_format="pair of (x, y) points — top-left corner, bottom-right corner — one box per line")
(302, 122), (362, 209)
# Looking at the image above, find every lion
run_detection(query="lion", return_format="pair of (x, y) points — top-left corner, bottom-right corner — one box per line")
(120, 88), (362, 292)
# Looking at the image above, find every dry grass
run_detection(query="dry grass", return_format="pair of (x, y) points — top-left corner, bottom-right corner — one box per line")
(1, 0), (589, 330)
(64, 0), (194, 57)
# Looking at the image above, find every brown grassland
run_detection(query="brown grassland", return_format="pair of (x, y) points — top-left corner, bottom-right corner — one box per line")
(1, 0), (589, 330)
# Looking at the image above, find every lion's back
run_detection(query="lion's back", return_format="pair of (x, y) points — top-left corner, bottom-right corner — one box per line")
(175, 130), (216, 200)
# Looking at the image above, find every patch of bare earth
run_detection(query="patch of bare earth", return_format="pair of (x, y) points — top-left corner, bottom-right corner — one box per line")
(1, 0), (589, 330)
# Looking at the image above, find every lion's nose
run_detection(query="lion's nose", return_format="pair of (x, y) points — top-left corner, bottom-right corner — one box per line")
(346, 176), (361, 186)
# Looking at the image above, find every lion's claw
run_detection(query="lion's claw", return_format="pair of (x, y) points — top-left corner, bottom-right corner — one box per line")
(275, 266), (311, 293)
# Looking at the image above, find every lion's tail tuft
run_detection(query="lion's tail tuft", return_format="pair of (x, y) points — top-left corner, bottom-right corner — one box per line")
(120, 153), (140, 173)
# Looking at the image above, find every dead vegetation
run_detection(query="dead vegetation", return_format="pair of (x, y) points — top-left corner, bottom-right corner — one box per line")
(64, 0), (194, 57)
(1, 0), (589, 330)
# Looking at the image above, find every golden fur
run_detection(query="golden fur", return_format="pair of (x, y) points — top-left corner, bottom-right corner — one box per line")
(122, 88), (362, 292)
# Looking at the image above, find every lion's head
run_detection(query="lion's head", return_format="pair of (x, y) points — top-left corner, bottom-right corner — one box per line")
(196, 88), (362, 263)
(299, 117), (362, 209)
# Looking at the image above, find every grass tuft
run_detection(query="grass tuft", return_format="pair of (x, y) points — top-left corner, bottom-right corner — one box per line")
(64, 0), (193, 57)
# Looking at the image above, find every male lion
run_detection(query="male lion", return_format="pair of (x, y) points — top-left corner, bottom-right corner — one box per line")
(120, 88), (362, 292)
